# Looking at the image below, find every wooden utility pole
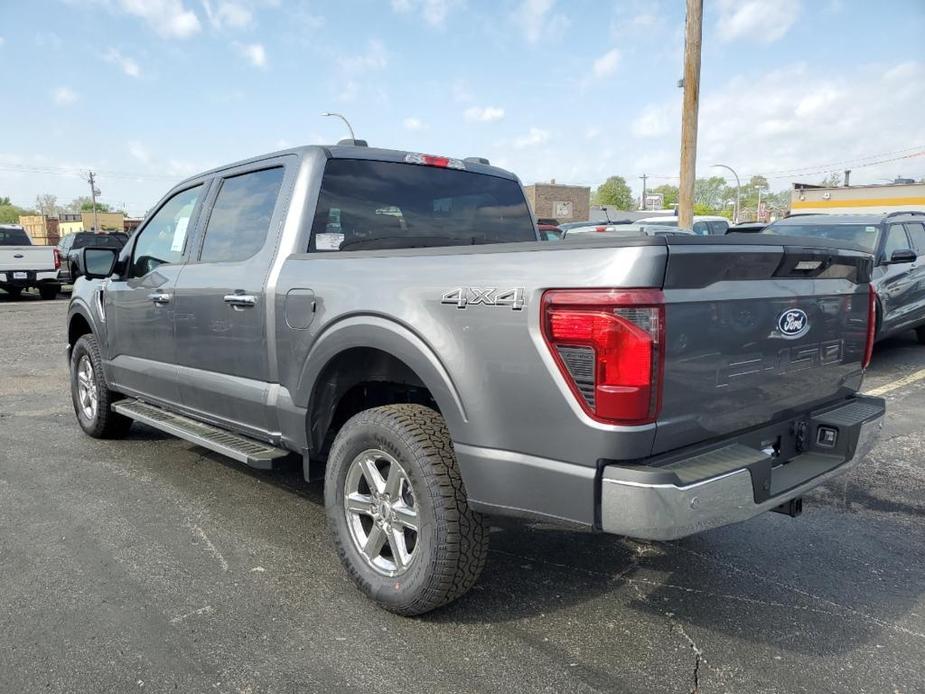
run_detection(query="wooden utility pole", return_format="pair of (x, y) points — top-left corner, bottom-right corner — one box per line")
(677, 0), (703, 230)
(639, 173), (648, 210)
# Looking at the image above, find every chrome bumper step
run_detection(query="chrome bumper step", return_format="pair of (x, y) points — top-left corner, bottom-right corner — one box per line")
(113, 399), (289, 469)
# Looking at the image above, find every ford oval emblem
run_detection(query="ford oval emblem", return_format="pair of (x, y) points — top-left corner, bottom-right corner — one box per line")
(778, 308), (809, 338)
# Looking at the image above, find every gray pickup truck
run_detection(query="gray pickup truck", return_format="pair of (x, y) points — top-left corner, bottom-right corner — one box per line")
(67, 143), (885, 615)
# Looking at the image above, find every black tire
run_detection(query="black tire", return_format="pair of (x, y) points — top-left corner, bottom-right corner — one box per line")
(324, 404), (488, 616)
(916, 326), (925, 345)
(4, 286), (22, 299)
(39, 284), (60, 300)
(69, 334), (133, 438)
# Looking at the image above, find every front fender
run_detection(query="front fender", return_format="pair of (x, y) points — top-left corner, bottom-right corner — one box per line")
(295, 314), (468, 440)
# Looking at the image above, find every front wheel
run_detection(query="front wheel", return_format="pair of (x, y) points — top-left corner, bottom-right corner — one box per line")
(70, 334), (133, 438)
(325, 404), (488, 616)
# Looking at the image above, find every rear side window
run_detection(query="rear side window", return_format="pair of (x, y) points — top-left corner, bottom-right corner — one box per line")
(0, 227), (30, 245)
(706, 220), (729, 235)
(883, 224), (911, 259)
(905, 222), (925, 251)
(200, 167), (285, 263)
(309, 159), (537, 252)
(72, 234), (125, 249)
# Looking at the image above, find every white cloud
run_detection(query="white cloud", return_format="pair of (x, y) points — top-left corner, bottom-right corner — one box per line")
(513, 0), (570, 44)
(202, 0), (252, 29)
(403, 117), (426, 131)
(52, 87), (77, 106)
(514, 127), (550, 148)
(716, 0), (801, 44)
(338, 39), (387, 73)
(464, 106), (505, 123)
(391, 0), (459, 27)
(128, 141), (151, 164)
(115, 0), (201, 39)
(592, 48), (621, 79)
(104, 48), (141, 77)
(235, 42), (267, 68)
(631, 103), (673, 138)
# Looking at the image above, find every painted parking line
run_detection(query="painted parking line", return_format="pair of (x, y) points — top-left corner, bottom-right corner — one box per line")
(865, 367), (925, 397)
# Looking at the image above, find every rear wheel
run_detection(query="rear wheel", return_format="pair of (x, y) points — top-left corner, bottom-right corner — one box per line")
(4, 286), (22, 299)
(324, 404), (488, 616)
(39, 283), (60, 300)
(70, 334), (133, 438)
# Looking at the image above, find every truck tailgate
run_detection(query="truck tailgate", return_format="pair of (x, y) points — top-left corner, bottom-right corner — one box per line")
(654, 239), (873, 454)
(0, 246), (55, 272)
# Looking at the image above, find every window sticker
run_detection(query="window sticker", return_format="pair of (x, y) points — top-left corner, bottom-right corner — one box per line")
(315, 232), (344, 250)
(865, 226), (878, 233)
(171, 216), (190, 252)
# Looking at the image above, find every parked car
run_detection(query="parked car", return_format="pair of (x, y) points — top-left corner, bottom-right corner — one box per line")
(0, 224), (61, 299)
(726, 222), (767, 234)
(763, 211), (925, 342)
(67, 143), (883, 615)
(57, 231), (129, 285)
(537, 223), (562, 240)
(637, 215), (730, 235)
(563, 223), (693, 238)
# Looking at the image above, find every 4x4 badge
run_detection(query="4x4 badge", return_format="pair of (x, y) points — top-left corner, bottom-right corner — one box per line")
(442, 287), (525, 310)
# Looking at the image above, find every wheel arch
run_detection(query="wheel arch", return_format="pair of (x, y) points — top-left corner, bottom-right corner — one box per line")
(297, 316), (468, 456)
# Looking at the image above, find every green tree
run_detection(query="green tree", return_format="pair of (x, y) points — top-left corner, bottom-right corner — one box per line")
(0, 205), (22, 224)
(649, 184), (678, 209)
(80, 200), (112, 213)
(0, 196), (11, 206)
(693, 176), (727, 212)
(593, 176), (635, 210)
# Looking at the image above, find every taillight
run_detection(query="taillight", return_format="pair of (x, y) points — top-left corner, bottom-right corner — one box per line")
(53, 248), (61, 270)
(542, 289), (665, 425)
(863, 285), (876, 369)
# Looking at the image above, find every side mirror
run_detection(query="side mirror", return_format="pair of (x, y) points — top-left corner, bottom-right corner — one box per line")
(886, 248), (917, 265)
(75, 247), (119, 279)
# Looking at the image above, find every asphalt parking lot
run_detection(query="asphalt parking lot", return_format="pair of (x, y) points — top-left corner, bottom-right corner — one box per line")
(1, 292), (923, 694)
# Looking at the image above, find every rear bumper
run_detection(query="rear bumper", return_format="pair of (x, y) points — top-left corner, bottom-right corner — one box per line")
(600, 396), (884, 540)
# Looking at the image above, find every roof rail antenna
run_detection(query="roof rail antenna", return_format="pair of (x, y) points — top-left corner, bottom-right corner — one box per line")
(322, 112), (367, 146)
(464, 156), (490, 165)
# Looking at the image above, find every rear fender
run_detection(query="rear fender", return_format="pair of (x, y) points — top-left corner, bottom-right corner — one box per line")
(295, 315), (468, 444)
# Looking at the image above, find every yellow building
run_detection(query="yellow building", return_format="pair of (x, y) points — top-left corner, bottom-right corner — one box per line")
(58, 213), (84, 236)
(791, 182), (925, 215)
(81, 211), (124, 232)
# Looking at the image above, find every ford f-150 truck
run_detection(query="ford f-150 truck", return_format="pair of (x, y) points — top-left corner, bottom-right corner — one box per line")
(66, 143), (885, 615)
(0, 225), (61, 299)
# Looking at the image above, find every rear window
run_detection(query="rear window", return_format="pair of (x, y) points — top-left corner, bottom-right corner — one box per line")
(763, 223), (880, 251)
(0, 227), (31, 245)
(72, 233), (126, 249)
(308, 159), (537, 252)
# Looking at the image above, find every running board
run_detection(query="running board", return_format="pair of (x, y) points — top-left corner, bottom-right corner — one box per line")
(113, 399), (289, 470)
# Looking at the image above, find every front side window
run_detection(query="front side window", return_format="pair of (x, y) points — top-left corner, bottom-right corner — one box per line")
(199, 167), (285, 263)
(883, 224), (911, 260)
(904, 222), (925, 251)
(130, 185), (202, 277)
(309, 159), (537, 252)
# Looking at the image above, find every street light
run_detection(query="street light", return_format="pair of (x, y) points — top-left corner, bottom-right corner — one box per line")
(321, 112), (356, 141)
(712, 163), (741, 223)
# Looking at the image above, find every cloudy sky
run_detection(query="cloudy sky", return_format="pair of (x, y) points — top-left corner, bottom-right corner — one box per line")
(0, 0), (923, 215)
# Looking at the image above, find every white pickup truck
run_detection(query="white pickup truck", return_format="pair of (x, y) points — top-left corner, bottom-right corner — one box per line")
(0, 225), (61, 299)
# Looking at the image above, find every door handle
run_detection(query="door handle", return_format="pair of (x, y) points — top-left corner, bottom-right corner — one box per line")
(224, 293), (257, 308)
(148, 292), (171, 305)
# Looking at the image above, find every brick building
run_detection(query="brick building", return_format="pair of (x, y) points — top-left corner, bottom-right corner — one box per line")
(522, 181), (591, 223)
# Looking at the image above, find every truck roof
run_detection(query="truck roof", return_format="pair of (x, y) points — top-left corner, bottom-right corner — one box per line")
(175, 143), (519, 188)
(776, 212), (925, 225)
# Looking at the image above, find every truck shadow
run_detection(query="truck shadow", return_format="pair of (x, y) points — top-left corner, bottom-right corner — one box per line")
(428, 512), (925, 658)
